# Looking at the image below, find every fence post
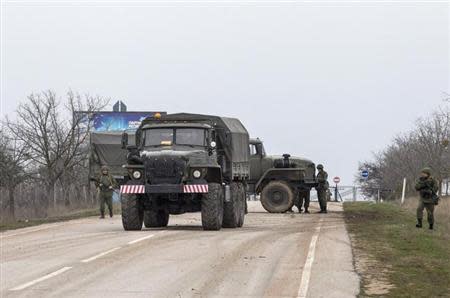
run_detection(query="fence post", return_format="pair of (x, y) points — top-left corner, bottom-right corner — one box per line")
(353, 187), (357, 202)
(401, 178), (407, 205)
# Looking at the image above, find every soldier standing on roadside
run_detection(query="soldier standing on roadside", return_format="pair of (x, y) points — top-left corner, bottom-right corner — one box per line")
(415, 167), (439, 230)
(95, 166), (118, 219)
(316, 164), (329, 213)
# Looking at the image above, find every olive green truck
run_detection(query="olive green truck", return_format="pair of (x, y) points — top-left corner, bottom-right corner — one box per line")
(119, 113), (249, 231)
(247, 138), (317, 213)
(90, 113), (318, 231)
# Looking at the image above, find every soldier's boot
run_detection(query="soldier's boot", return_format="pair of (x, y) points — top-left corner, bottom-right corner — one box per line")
(322, 209), (328, 214)
(416, 219), (422, 228)
(109, 209), (113, 218)
(100, 212), (105, 219)
(429, 224), (434, 230)
(304, 208), (310, 214)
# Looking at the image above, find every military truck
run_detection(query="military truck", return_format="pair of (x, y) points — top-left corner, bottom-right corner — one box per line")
(247, 138), (317, 213)
(120, 113), (249, 231)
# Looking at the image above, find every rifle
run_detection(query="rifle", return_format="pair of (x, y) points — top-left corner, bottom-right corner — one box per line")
(432, 192), (440, 205)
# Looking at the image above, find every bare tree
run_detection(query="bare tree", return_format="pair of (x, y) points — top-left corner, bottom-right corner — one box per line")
(6, 90), (108, 216)
(413, 108), (450, 191)
(0, 128), (30, 220)
(358, 106), (450, 198)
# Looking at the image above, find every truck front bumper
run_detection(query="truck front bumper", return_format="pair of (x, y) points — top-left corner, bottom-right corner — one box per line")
(120, 184), (209, 194)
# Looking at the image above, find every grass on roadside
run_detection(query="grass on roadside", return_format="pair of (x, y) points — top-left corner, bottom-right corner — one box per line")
(344, 201), (450, 298)
(0, 204), (122, 231)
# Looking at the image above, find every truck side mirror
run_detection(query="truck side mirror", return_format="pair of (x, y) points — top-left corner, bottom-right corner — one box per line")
(121, 132), (128, 149)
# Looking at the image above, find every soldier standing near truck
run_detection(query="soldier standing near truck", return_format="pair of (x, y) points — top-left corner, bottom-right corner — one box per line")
(96, 166), (118, 218)
(415, 167), (439, 230)
(298, 191), (310, 213)
(316, 164), (329, 213)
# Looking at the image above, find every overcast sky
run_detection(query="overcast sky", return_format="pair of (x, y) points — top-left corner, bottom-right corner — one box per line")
(1, 1), (449, 184)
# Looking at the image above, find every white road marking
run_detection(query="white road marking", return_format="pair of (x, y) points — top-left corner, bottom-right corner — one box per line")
(9, 267), (72, 291)
(81, 247), (122, 263)
(127, 234), (155, 245)
(297, 223), (322, 298)
(1, 225), (61, 238)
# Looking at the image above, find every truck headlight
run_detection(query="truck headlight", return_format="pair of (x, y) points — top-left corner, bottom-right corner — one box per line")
(132, 170), (142, 179)
(192, 170), (202, 179)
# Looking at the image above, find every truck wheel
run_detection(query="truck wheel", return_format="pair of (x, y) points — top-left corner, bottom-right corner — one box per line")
(201, 183), (224, 231)
(121, 193), (144, 231)
(144, 209), (169, 228)
(237, 183), (246, 228)
(260, 181), (294, 213)
(223, 182), (240, 228)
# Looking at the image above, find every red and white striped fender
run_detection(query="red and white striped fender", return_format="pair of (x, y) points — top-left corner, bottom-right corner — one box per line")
(183, 184), (209, 193)
(120, 185), (145, 194)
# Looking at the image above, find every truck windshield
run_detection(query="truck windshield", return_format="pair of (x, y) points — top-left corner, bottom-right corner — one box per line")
(144, 128), (206, 147)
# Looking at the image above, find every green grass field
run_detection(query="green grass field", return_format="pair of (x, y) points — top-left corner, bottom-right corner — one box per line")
(344, 199), (450, 298)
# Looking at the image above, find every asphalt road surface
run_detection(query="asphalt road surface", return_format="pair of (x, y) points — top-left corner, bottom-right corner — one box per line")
(1, 201), (359, 298)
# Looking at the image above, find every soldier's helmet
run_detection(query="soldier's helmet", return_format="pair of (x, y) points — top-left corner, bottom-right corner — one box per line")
(317, 164), (324, 170)
(421, 167), (432, 176)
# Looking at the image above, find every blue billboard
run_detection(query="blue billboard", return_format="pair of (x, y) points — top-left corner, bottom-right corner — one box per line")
(79, 111), (166, 132)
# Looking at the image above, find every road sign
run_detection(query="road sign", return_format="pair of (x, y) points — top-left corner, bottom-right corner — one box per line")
(362, 170), (369, 179)
(333, 177), (341, 184)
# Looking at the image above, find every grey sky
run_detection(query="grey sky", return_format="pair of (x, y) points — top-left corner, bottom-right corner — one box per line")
(1, 1), (449, 184)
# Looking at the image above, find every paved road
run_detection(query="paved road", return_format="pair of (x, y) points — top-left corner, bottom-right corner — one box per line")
(1, 202), (359, 298)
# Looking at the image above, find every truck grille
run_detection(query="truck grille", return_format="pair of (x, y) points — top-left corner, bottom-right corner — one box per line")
(144, 157), (186, 184)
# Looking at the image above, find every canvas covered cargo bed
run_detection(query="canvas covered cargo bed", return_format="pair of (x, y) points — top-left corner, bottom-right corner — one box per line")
(89, 131), (135, 181)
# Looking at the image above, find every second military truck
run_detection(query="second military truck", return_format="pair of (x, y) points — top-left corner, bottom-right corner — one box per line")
(120, 113), (249, 231)
(247, 138), (317, 213)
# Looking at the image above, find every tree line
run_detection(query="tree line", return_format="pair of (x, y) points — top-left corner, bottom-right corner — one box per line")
(0, 91), (109, 221)
(358, 105), (450, 200)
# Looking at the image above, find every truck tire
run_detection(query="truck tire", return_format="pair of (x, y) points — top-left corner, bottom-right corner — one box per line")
(223, 182), (240, 228)
(144, 209), (169, 228)
(237, 183), (246, 228)
(121, 193), (144, 231)
(260, 181), (294, 213)
(201, 183), (224, 231)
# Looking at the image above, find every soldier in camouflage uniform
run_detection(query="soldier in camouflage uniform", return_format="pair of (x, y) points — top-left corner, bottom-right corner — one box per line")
(415, 167), (439, 230)
(297, 190), (310, 214)
(95, 166), (118, 219)
(315, 164), (329, 213)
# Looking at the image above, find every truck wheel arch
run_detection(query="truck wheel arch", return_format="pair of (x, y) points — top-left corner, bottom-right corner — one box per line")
(255, 168), (304, 193)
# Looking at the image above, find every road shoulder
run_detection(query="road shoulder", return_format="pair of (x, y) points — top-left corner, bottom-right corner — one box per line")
(307, 203), (360, 298)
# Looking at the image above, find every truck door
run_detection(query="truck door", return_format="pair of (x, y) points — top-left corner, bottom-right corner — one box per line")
(249, 143), (263, 183)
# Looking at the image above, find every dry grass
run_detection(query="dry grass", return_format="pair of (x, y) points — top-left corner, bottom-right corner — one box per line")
(344, 202), (450, 297)
(402, 196), (450, 236)
(0, 203), (121, 231)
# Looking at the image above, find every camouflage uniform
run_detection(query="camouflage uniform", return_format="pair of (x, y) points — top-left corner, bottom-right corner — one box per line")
(96, 166), (118, 218)
(316, 165), (329, 213)
(415, 168), (439, 230)
(296, 191), (310, 213)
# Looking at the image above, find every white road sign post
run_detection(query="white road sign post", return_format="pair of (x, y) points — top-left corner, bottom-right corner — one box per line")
(333, 177), (340, 202)
(401, 178), (407, 205)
